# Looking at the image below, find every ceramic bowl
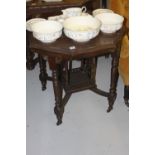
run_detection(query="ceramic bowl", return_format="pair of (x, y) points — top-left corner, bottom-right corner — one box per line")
(62, 6), (87, 18)
(31, 20), (63, 43)
(95, 13), (124, 33)
(92, 8), (113, 17)
(81, 12), (92, 17)
(63, 16), (101, 42)
(48, 14), (66, 24)
(26, 18), (46, 31)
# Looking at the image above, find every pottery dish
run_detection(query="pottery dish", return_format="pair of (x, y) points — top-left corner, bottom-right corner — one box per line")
(92, 8), (113, 17)
(26, 18), (46, 31)
(31, 20), (63, 43)
(95, 13), (124, 33)
(63, 16), (101, 42)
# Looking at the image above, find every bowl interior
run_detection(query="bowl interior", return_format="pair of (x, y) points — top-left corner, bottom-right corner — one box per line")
(26, 18), (46, 31)
(93, 9), (114, 16)
(95, 13), (124, 24)
(31, 21), (63, 34)
(63, 16), (101, 31)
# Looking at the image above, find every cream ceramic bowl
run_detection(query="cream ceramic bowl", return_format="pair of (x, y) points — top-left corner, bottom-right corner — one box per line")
(26, 18), (46, 31)
(63, 16), (101, 42)
(92, 8), (113, 17)
(31, 20), (63, 43)
(95, 13), (124, 33)
(62, 6), (87, 18)
(48, 14), (66, 24)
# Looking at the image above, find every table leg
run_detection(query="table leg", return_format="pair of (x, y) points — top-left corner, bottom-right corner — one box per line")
(38, 55), (48, 91)
(52, 68), (64, 125)
(26, 31), (36, 70)
(26, 50), (36, 70)
(107, 49), (120, 112)
(90, 58), (97, 83)
(48, 58), (64, 125)
(124, 85), (129, 107)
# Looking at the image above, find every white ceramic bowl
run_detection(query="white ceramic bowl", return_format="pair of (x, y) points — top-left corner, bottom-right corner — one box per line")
(63, 16), (101, 42)
(26, 18), (46, 31)
(31, 20), (63, 43)
(62, 6), (87, 18)
(48, 14), (66, 24)
(92, 8), (113, 17)
(95, 13), (124, 34)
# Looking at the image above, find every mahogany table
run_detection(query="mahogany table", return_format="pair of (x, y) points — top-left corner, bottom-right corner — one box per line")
(29, 28), (125, 125)
(26, 0), (94, 70)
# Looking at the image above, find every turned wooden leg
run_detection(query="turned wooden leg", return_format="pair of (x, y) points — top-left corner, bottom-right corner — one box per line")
(48, 57), (64, 125)
(62, 61), (69, 87)
(52, 68), (64, 125)
(38, 55), (48, 91)
(80, 58), (89, 72)
(26, 31), (36, 70)
(107, 51), (120, 112)
(26, 49), (35, 70)
(124, 85), (129, 107)
(81, 59), (85, 69)
(90, 58), (97, 84)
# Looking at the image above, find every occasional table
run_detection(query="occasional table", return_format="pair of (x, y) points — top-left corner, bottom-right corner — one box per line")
(26, 0), (94, 70)
(29, 28), (125, 125)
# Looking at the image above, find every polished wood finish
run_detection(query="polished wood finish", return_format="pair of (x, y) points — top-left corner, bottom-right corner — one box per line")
(38, 54), (48, 90)
(92, 0), (101, 8)
(26, 0), (93, 18)
(26, 0), (94, 70)
(29, 27), (125, 125)
(26, 31), (38, 70)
